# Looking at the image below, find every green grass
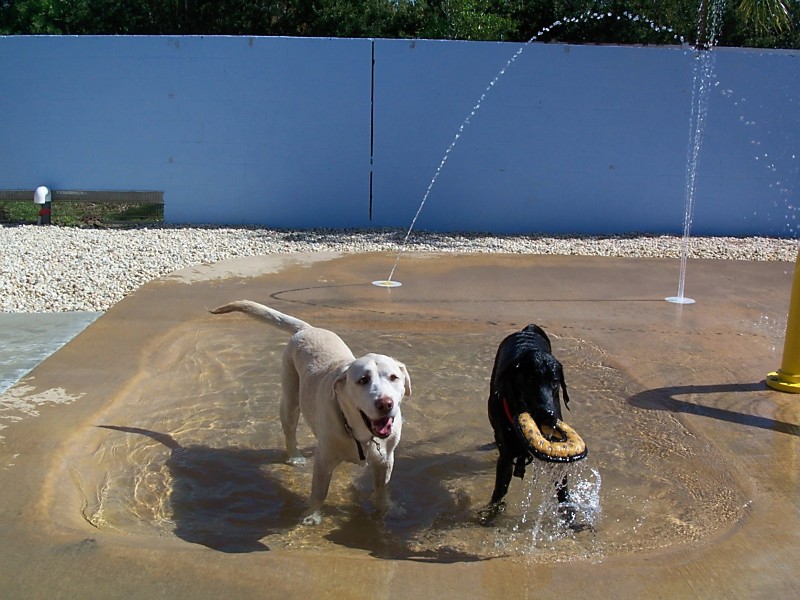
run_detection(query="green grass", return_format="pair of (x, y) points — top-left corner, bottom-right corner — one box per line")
(0, 200), (164, 227)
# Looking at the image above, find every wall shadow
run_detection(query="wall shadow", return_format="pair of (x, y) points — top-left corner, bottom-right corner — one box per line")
(627, 382), (800, 437)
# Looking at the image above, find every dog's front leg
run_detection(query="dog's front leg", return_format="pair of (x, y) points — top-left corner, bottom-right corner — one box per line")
(303, 455), (337, 525)
(370, 453), (394, 514)
(489, 453), (515, 505)
(556, 475), (576, 525)
(478, 454), (515, 525)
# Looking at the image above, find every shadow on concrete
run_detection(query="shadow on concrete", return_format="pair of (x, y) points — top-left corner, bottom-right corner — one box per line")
(96, 426), (495, 562)
(97, 425), (302, 553)
(628, 382), (800, 437)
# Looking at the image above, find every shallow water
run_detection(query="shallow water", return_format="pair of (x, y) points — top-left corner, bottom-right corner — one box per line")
(67, 322), (747, 561)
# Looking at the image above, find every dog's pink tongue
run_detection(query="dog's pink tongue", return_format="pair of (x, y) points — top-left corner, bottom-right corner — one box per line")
(373, 416), (393, 437)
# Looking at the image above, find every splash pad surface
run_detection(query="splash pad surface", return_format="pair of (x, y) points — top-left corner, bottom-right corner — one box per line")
(1, 252), (798, 598)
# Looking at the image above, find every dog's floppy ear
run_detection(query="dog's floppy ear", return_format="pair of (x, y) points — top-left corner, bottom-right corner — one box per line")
(396, 360), (412, 397)
(492, 357), (517, 385)
(491, 360), (521, 408)
(332, 365), (349, 398)
(556, 360), (571, 409)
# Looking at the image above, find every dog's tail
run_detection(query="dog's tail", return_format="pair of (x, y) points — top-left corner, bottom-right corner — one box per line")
(210, 300), (310, 333)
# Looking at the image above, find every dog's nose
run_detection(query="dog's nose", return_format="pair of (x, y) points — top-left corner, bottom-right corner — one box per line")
(376, 397), (394, 413)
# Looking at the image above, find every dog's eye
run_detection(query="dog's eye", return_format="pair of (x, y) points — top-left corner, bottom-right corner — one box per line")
(389, 374), (399, 382)
(357, 374), (371, 385)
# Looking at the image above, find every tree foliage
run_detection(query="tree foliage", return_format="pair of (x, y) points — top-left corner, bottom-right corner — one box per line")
(1, 0), (797, 48)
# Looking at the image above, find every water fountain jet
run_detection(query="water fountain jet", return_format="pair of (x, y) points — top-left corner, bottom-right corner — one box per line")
(371, 279), (402, 288)
(374, 10), (685, 288)
(666, 0), (728, 305)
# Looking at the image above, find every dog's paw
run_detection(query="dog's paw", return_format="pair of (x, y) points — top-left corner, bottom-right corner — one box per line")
(373, 490), (391, 513)
(558, 502), (577, 525)
(381, 500), (406, 521)
(287, 455), (307, 466)
(477, 501), (506, 526)
(301, 510), (322, 526)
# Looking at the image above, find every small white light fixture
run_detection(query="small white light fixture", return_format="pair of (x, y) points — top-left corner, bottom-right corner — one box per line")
(33, 186), (51, 204)
(33, 186), (52, 224)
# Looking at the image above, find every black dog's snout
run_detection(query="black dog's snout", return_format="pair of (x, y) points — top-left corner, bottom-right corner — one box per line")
(533, 406), (560, 429)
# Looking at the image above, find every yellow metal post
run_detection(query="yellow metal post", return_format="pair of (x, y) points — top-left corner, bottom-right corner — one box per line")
(767, 247), (800, 393)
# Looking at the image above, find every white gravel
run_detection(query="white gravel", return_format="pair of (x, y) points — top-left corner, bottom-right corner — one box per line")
(1, 225), (797, 313)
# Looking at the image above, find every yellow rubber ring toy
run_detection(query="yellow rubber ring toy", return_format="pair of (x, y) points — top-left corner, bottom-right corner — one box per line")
(516, 412), (588, 463)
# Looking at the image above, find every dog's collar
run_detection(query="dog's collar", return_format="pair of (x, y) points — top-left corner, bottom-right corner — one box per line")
(340, 410), (367, 461)
(502, 396), (515, 423)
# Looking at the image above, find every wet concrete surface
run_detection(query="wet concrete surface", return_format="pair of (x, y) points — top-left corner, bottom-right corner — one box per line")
(1, 252), (799, 598)
(0, 311), (102, 395)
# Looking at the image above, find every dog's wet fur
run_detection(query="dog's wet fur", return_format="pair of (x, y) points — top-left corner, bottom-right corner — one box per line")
(481, 324), (574, 524)
(210, 300), (411, 525)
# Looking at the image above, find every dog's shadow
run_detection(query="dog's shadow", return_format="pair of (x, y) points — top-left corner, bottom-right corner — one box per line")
(325, 448), (495, 563)
(97, 425), (498, 561)
(97, 425), (306, 553)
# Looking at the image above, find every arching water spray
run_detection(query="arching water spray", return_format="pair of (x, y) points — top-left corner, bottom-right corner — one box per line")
(373, 11), (685, 288)
(372, 42), (528, 288)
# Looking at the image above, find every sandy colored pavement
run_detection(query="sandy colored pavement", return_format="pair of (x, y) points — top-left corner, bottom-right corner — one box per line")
(1, 251), (798, 599)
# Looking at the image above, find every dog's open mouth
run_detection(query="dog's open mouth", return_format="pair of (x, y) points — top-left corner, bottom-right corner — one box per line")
(361, 412), (394, 438)
(516, 412), (587, 463)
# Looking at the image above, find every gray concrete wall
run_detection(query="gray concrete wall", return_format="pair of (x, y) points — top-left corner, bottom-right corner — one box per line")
(1, 36), (797, 236)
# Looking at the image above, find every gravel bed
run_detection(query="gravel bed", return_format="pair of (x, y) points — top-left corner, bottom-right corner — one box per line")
(1, 225), (797, 313)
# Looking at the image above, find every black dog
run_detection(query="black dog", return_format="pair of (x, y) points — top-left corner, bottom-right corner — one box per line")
(485, 324), (572, 513)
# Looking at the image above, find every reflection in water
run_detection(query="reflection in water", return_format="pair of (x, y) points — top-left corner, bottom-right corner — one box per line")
(74, 323), (746, 562)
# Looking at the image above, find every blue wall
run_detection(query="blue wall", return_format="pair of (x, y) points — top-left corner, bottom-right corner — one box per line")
(1, 36), (798, 236)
